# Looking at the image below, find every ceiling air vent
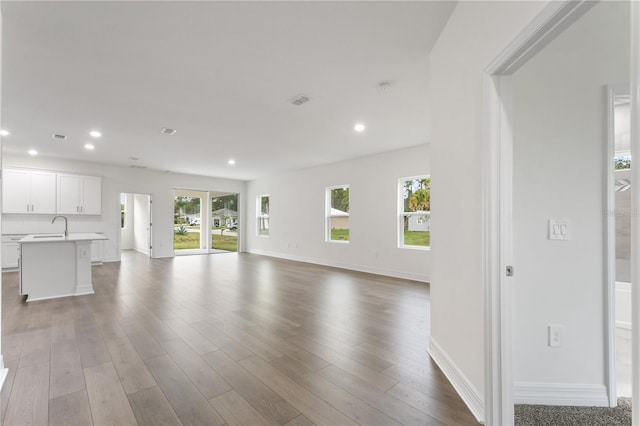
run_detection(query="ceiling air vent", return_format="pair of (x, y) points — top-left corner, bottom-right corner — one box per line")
(52, 134), (67, 140)
(160, 127), (177, 135)
(289, 94), (311, 106)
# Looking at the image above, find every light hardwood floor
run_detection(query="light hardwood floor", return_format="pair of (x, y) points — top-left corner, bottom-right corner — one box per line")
(1, 251), (478, 426)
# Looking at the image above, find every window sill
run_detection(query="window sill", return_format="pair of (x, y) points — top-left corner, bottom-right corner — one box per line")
(398, 245), (430, 251)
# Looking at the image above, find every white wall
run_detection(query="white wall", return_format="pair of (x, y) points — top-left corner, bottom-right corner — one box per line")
(245, 144), (430, 282)
(512, 1), (629, 402)
(2, 154), (246, 260)
(428, 1), (550, 420)
(133, 194), (150, 255)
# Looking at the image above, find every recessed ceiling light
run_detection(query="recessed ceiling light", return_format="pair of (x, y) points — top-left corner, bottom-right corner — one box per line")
(354, 123), (366, 133)
(28, 149), (38, 156)
(84, 143), (95, 150)
(0, 129), (10, 136)
(228, 159), (236, 165)
(89, 131), (101, 138)
(160, 127), (177, 135)
(53, 134), (67, 140)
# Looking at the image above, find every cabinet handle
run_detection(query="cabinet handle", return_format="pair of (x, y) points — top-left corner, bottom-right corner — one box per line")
(77, 206), (79, 213)
(26, 204), (29, 212)
(31, 204), (34, 212)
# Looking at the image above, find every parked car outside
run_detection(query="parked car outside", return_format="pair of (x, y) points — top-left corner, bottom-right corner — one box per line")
(229, 224), (238, 230)
(190, 218), (201, 226)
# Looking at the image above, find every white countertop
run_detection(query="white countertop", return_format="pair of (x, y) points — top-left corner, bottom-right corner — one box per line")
(20, 233), (108, 243)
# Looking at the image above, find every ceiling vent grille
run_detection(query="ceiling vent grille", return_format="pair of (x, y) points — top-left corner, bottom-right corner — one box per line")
(160, 127), (177, 135)
(289, 94), (311, 106)
(52, 134), (67, 140)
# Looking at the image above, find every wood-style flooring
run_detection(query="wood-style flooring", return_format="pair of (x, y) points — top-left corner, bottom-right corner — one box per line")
(1, 251), (478, 425)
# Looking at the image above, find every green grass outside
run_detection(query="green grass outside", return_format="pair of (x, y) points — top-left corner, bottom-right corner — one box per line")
(174, 232), (200, 250)
(330, 228), (349, 241)
(174, 232), (238, 252)
(404, 231), (430, 247)
(212, 234), (238, 252)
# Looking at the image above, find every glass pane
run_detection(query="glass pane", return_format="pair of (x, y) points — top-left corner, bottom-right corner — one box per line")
(329, 187), (349, 241)
(401, 177), (430, 247)
(174, 195), (201, 250)
(403, 213), (431, 247)
(212, 194), (238, 252)
(259, 196), (270, 236)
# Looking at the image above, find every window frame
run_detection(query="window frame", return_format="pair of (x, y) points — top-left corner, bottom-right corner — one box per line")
(121, 194), (127, 229)
(326, 184), (350, 244)
(398, 175), (431, 250)
(257, 195), (270, 237)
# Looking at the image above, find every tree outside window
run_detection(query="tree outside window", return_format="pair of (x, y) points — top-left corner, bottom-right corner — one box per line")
(327, 186), (349, 242)
(258, 195), (270, 236)
(399, 176), (430, 248)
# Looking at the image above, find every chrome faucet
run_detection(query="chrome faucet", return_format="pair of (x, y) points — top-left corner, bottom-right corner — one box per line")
(52, 215), (69, 237)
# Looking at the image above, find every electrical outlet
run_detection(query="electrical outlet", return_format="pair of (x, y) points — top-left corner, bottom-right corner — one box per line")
(549, 324), (564, 347)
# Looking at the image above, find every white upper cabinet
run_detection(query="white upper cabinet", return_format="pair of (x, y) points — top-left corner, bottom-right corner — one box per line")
(3, 169), (57, 214)
(57, 174), (101, 215)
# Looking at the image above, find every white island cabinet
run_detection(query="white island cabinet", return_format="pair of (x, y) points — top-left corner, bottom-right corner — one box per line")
(19, 233), (108, 301)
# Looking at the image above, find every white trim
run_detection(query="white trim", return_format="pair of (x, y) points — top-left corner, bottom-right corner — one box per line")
(514, 382), (609, 407)
(483, 1), (597, 424)
(428, 337), (484, 424)
(605, 84), (630, 407)
(247, 249), (429, 283)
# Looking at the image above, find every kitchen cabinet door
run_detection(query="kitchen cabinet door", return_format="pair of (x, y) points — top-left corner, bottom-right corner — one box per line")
(3, 169), (31, 213)
(3, 169), (56, 214)
(29, 171), (57, 214)
(56, 173), (81, 214)
(81, 176), (101, 215)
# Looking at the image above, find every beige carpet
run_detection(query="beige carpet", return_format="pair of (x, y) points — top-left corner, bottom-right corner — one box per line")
(515, 398), (631, 425)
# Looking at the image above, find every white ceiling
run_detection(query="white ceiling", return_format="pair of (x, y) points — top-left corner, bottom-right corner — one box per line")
(1, 1), (456, 181)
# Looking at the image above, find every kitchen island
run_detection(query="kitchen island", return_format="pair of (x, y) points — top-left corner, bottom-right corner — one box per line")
(19, 233), (108, 301)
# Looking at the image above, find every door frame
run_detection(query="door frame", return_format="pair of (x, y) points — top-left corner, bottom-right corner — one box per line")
(630, 1), (640, 421)
(482, 1), (599, 424)
(605, 84), (630, 406)
(119, 192), (153, 258)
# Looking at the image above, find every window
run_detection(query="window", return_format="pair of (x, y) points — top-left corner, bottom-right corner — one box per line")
(257, 195), (270, 236)
(399, 176), (430, 249)
(327, 185), (349, 242)
(120, 193), (126, 228)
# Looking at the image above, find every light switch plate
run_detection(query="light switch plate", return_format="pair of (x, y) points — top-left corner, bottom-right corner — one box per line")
(549, 218), (571, 240)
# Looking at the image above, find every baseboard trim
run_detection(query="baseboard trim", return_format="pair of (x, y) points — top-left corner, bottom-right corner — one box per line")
(428, 337), (485, 423)
(514, 382), (609, 406)
(247, 249), (429, 282)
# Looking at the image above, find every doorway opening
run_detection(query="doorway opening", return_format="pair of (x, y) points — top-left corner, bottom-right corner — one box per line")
(120, 193), (152, 257)
(484, 1), (637, 424)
